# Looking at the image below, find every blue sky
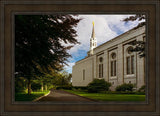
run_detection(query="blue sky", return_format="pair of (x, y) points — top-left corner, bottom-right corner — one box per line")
(64, 15), (142, 73)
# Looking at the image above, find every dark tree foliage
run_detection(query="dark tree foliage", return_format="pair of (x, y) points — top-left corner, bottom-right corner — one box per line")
(127, 39), (145, 58)
(123, 14), (146, 58)
(15, 15), (81, 94)
(15, 15), (80, 75)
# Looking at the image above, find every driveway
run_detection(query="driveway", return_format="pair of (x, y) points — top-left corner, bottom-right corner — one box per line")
(36, 89), (96, 102)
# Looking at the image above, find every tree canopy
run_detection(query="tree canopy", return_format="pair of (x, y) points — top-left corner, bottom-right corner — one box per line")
(15, 15), (81, 76)
(15, 15), (81, 94)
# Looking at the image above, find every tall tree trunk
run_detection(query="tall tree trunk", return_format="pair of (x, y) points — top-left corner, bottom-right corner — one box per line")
(45, 85), (47, 91)
(41, 82), (43, 91)
(28, 79), (32, 95)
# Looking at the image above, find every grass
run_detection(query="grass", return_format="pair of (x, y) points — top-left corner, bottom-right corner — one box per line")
(65, 90), (145, 101)
(15, 90), (50, 101)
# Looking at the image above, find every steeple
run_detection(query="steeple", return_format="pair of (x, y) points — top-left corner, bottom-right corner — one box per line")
(91, 21), (95, 38)
(89, 21), (97, 56)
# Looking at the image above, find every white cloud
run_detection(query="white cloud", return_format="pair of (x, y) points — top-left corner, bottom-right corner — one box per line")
(64, 62), (75, 73)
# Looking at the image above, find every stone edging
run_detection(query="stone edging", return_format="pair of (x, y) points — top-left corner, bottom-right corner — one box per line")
(33, 91), (51, 102)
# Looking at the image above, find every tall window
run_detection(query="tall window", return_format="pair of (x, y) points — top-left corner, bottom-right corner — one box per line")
(99, 64), (103, 78)
(126, 55), (134, 74)
(111, 53), (116, 77)
(83, 69), (85, 80)
(127, 57), (130, 74)
(99, 57), (103, 78)
(126, 47), (134, 75)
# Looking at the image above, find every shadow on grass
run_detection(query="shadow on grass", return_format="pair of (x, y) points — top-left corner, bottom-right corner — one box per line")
(15, 91), (49, 101)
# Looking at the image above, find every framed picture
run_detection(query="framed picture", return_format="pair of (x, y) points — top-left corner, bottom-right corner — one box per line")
(0, 0), (159, 116)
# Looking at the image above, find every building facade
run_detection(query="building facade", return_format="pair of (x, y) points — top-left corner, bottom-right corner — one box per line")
(72, 23), (145, 90)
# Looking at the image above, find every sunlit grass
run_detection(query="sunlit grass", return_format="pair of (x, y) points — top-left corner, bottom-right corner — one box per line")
(15, 90), (50, 101)
(65, 90), (145, 101)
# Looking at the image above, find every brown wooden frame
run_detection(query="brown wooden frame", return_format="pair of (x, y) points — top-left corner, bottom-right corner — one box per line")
(0, 0), (160, 115)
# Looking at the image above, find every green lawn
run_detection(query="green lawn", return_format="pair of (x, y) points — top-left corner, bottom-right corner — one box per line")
(15, 90), (50, 101)
(65, 90), (145, 101)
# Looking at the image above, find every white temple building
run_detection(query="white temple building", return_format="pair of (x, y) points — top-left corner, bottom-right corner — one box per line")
(72, 22), (145, 90)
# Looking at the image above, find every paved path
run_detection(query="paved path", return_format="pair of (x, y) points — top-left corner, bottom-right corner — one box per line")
(36, 89), (96, 102)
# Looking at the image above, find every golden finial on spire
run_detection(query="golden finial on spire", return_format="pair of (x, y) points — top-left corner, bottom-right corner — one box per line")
(92, 21), (94, 26)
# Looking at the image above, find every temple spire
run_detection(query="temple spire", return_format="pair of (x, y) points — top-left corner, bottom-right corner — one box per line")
(91, 21), (95, 38)
(89, 21), (97, 56)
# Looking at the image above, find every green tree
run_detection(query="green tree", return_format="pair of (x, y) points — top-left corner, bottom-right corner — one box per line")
(123, 14), (146, 58)
(15, 15), (81, 94)
(52, 73), (68, 86)
(15, 76), (27, 93)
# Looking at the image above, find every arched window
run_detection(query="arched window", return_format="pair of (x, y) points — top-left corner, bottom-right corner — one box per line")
(99, 57), (103, 78)
(111, 53), (116, 76)
(126, 47), (134, 75)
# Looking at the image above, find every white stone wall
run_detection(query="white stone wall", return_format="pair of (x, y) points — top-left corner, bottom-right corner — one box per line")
(117, 44), (124, 86)
(72, 26), (145, 90)
(72, 57), (94, 86)
(136, 34), (145, 89)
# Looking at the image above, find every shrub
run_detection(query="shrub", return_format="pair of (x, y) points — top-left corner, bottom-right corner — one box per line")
(138, 85), (145, 92)
(56, 84), (73, 90)
(87, 79), (111, 93)
(116, 83), (134, 92)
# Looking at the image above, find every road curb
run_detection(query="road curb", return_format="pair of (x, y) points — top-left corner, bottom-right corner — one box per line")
(33, 91), (51, 102)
